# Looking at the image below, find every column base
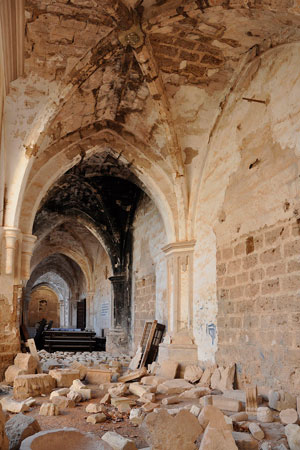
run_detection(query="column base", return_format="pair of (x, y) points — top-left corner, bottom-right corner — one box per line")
(106, 326), (129, 355)
(157, 330), (198, 377)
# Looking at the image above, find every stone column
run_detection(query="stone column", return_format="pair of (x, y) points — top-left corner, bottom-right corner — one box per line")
(3, 227), (20, 275)
(158, 240), (198, 373)
(20, 233), (37, 280)
(106, 274), (129, 354)
(59, 300), (65, 327)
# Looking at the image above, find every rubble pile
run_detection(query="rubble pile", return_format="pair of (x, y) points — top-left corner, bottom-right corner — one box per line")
(0, 351), (300, 449)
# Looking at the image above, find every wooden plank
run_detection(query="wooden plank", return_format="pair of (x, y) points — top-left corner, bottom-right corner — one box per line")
(27, 338), (42, 374)
(139, 320), (157, 368)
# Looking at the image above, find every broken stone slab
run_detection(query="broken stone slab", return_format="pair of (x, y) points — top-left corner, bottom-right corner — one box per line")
(249, 422), (264, 440)
(0, 397), (30, 414)
(257, 406), (273, 423)
(269, 390), (297, 411)
(156, 379), (193, 395)
(108, 384), (128, 398)
(85, 369), (112, 384)
(128, 383), (155, 397)
(279, 408), (298, 425)
(50, 388), (70, 399)
(118, 367), (148, 383)
(157, 360), (179, 379)
(0, 404), (9, 450)
(139, 393), (156, 403)
(20, 428), (112, 450)
(100, 393), (111, 404)
(5, 413), (41, 450)
(179, 386), (210, 399)
(184, 365), (203, 384)
(5, 366), (28, 385)
(200, 423), (238, 450)
(190, 405), (201, 417)
(102, 431), (137, 449)
(70, 379), (91, 400)
(223, 390), (246, 403)
(198, 405), (231, 431)
(67, 390), (82, 403)
(111, 397), (135, 408)
(142, 409), (203, 450)
(198, 367), (214, 387)
(285, 424), (300, 450)
(162, 396), (181, 405)
(140, 376), (167, 387)
(86, 413), (106, 424)
(51, 395), (75, 409)
(142, 402), (159, 413)
(210, 364), (235, 391)
(49, 369), (80, 388)
(39, 403), (60, 416)
(14, 354), (38, 373)
(232, 432), (259, 450)
(129, 408), (145, 425)
(13, 374), (56, 400)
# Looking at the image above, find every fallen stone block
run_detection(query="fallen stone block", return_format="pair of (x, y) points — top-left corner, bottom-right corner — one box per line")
(50, 388), (70, 400)
(257, 407), (273, 423)
(142, 402), (159, 413)
(49, 369), (80, 388)
(158, 360), (179, 379)
(70, 379), (91, 400)
(108, 384), (128, 398)
(5, 366), (28, 385)
(86, 403), (105, 413)
(100, 393), (111, 404)
(211, 364), (235, 391)
(232, 431), (259, 450)
(179, 386), (210, 399)
(67, 390), (82, 403)
(279, 408), (298, 425)
(102, 431), (137, 449)
(5, 413), (40, 450)
(20, 428), (112, 450)
(210, 395), (243, 412)
(118, 367), (147, 383)
(269, 390), (296, 411)
(0, 404), (9, 450)
(139, 393), (156, 403)
(230, 412), (248, 422)
(39, 403), (59, 416)
(86, 413), (106, 424)
(184, 365), (203, 384)
(85, 369), (112, 384)
(51, 395), (75, 408)
(200, 423), (238, 450)
(156, 379), (193, 395)
(129, 408), (145, 425)
(129, 383), (155, 397)
(13, 374), (56, 400)
(223, 390), (246, 403)
(198, 367), (214, 387)
(190, 405), (201, 417)
(198, 405), (231, 431)
(249, 422), (264, 440)
(142, 408), (202, 450)
(162, 396), (181, 405)
(285, 424), (300, 450)
(0, 397), (30, 414)
(14, 354), (38, 373)
(141, 376), (167, 387)
(70, 361), (87, 380)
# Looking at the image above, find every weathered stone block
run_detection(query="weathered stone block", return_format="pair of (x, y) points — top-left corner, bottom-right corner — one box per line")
(5, 366), (27, 385)
(49, 369), (80, 387)
(85, 369), (112, 384)
(14, 354), (38, 373)
(13, 374), (56, 400)
(86, 413), (106, 424)
(39, 403), (60, 416)
(5, 413), (40, 450)
(0, 404), (9, 450)
(158, 360), (179, 379)
(102, 431), (137, 449)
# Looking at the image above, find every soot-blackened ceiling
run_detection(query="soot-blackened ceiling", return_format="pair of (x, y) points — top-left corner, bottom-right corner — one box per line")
(34, 152), (143, 272)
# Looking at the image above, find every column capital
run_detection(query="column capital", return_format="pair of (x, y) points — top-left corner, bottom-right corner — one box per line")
(162, 240), (196, 256)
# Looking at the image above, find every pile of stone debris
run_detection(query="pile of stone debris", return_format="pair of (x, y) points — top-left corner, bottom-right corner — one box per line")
(0, 351), (300, 449)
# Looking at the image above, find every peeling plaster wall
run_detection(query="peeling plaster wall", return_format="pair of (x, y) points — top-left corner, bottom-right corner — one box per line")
(194, 43), (300, 389)
(132, 195), (167, 349)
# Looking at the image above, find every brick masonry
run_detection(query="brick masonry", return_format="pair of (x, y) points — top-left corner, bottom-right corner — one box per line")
(134, 274), (156, 348)
(216, 217), (300, 393)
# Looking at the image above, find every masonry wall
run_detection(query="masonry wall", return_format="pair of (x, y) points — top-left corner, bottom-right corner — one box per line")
(132, 195), (167, 350)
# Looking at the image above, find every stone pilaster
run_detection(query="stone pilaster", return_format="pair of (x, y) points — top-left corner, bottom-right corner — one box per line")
(3, 227), (20, 275)
(20, 233), (37, 280)
(106, 274), (129, 354)
(158, 240), (198, 373)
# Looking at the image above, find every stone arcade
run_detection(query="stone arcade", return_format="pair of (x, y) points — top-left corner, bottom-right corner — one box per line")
(2, 0), (300, 448)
